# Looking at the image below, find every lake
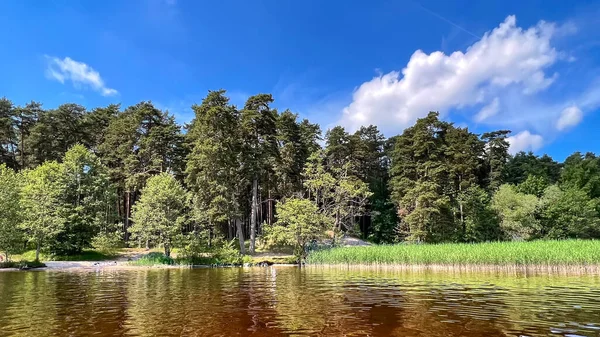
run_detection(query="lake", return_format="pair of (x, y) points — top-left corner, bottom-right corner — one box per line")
(1, 267), (600, 336)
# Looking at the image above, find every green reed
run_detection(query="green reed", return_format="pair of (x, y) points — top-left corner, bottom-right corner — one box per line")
(306, 240), (600, 266)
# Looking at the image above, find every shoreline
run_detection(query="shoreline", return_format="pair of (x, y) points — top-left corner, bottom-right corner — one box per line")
(305, 263), (600, 275)
(0, 260), (300, 272)
(3, 261), (600, 275)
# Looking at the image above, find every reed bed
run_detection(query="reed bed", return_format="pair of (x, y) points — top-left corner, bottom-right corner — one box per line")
(306, 240), (600, 270)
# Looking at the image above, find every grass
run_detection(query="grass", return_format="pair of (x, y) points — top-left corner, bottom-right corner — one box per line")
(15, 249), (117, 262)
(306, 240), (600, 266)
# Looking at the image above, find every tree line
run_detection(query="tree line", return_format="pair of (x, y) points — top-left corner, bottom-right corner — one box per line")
(1, 93), (599, 260)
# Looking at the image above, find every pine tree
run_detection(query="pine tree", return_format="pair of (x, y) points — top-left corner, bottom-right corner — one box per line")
(481, 130), (511, 190)
(186, 90), (243, 251)
(0, 98), (18, 169)
(99, 102), (183, 239)
(240, 94), (278, 253)
(390, 112), (453, 242)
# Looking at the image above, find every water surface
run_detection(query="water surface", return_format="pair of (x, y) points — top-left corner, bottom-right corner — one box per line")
(1, 267), (599, 336)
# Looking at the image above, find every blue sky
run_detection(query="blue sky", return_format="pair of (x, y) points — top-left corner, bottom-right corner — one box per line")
(1, 0), (599, 161)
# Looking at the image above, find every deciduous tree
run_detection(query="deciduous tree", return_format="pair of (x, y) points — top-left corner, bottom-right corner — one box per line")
(130, 173), (187, 257)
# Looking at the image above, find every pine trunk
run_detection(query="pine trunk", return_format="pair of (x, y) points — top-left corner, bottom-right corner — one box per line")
(124, 191), (131, 241)
(249, 177), (258, 253)
(268, 189), (273, 225)
(237, 219), (245, 254)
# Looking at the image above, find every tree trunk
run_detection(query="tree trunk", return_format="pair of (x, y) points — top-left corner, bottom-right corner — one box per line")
(268, 189), (273, 225)
(124, 191), (131, 241)
(249, 177), (258, 254)
(236, 219), (245, 254)
(35, 240), (40, 262)
(164, 243), (171, 258)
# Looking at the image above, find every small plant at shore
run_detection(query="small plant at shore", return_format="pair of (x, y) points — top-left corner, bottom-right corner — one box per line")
(130, 252), (174, 266)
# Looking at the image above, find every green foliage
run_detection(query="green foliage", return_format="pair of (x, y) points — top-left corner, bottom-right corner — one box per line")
(390, 112), (486, 242)
(481, 130), (511, 190)
(3, 92), (600, 259)
(491, 184), (539, 240)
(304, 150), (372, 236)
(516, 174), (548, 197)
(16, 249), (114, 261)
(91, 224), (124, 255)
(307, 240), (600, 266)
(130, 252), (174, 266)
(263, 198), (329, 260)
(52, 145), (115, 255)
(0, 164), (23, 260)
(130, 173), (187, 257)
(211, 240), (245, 265)
(175, 232), (209, 260)
(175, 239), (245, 265)
(504, 151), (561, 185)
(561, 152), (600, 199)
(25, 103), (89, 166)
(460, 186), (501, 242)
(539, 185), (600, 239)
(20, 161), (64, 261)
(185, 91), (243, 250)
(0, 98), (18, 169)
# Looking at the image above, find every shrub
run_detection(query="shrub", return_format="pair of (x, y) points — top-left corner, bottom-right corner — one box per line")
(130, 252), (174, 266)
(91, 226), (124, 255)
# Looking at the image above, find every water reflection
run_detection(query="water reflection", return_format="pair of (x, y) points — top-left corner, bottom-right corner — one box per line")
(1, 267), (599, 336)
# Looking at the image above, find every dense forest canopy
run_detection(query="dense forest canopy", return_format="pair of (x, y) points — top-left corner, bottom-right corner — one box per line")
(1, 93), (599, 260)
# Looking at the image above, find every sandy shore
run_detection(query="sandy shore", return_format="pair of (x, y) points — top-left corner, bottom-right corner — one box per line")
(0, 260), (301, 272)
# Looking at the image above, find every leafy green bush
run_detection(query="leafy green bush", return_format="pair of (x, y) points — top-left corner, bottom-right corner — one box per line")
(212, 240), (244, 265)
(130, 252), (174, 266)
(176, 232), (209, 259)
(91, 226), (124, 255)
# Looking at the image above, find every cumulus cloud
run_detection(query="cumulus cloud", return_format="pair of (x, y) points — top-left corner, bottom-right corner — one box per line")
(45, 56), (118, 96)
(556, 105), (583, 130)
(507, 131), (544, 154)
(340, 15), (560, 133)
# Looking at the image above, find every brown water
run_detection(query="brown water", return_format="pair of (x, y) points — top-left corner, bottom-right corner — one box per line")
(1, 267), (600, 337)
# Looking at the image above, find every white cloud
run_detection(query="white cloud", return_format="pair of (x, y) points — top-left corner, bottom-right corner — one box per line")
(45, 56), (118, 96)
(340, 15), (560, 133)
(556, 105), (583, 130)
(507, 131), (544, 154)
(475, 97), (500, 122)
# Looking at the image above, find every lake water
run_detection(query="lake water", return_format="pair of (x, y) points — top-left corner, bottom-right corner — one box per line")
(1, 267), (600, 336)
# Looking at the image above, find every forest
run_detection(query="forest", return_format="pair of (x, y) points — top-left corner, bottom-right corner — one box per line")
(1, 91), (599, 261)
